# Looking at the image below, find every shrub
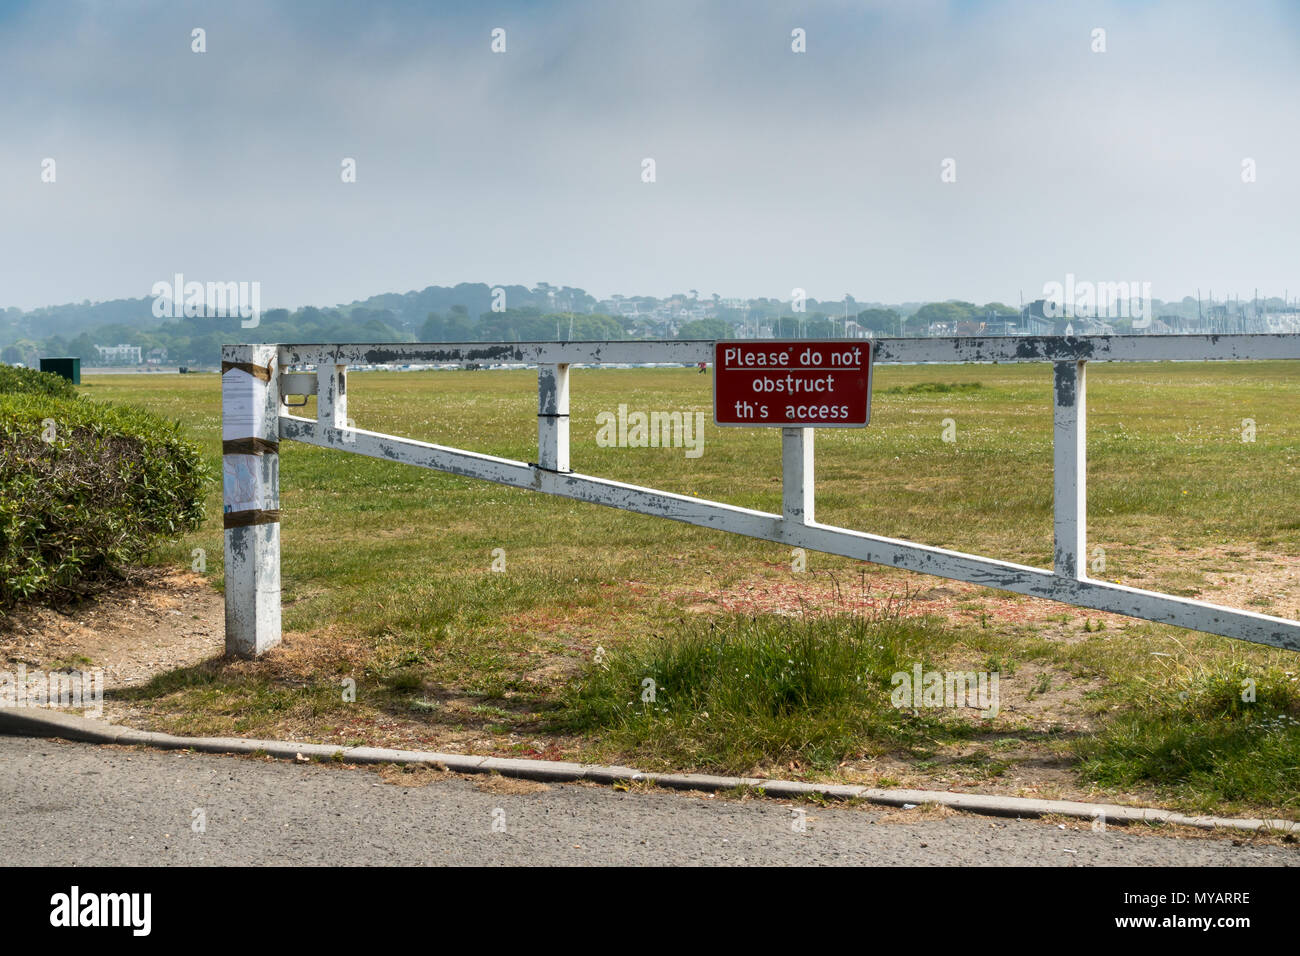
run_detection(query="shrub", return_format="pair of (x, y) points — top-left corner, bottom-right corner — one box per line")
(0, 391), (210, 607)
(0, 364), (79, 399)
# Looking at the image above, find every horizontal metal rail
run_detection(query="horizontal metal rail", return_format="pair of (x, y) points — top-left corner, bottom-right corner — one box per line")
(278, 334), (1300, 369)
(221, 335), (1300, 657)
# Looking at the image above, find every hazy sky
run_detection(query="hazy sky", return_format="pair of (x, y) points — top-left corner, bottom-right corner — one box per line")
(3, 0), (1298, 311)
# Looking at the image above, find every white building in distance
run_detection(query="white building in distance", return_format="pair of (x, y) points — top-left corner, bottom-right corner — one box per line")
(95, 343), (142, 365)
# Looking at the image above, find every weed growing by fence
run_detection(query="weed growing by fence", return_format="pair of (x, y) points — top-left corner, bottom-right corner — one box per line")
(1075, 659), (1300, 813)
(555, 609), (974, 773)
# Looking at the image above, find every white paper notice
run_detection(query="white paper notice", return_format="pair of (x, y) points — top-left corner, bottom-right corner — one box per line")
(223, 454), (268, 513)
(222, 368), (266, 441)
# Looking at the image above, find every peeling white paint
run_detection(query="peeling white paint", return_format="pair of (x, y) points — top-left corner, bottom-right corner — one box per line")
(277, 334), (1300, 370)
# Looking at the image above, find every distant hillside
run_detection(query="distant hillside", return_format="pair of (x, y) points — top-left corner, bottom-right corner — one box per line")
(340, 283), (597, 330)
(3, 283), (1289, 369)
(0, 284), (586, 344)
(0, 283), (599, 367)
(1, 297), (163, 342)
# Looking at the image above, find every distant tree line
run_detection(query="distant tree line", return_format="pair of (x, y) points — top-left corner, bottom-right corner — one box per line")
(0, 300), (1020, 367)
(4, 282), (1277, 368)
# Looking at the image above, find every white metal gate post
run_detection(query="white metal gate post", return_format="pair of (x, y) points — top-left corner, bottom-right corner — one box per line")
(1053, 360), (1087, 579)
(316, 362), (347, 433)
(782, 427), (815, 524)
(221, 343), (282, 657)
(538, 363), (570, 472)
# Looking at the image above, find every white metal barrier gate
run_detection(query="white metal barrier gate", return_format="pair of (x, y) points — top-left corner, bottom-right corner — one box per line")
(221, 335), (1300, 658)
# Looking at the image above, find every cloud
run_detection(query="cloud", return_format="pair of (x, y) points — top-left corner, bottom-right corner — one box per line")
(2, 0), (1298, 310)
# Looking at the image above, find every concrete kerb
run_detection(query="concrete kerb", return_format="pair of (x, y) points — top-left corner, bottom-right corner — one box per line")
(3, 708), (1296, 836)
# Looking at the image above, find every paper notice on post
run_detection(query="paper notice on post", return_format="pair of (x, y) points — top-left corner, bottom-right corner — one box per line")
(222, 367), (266, 441)
(223, 454), (269, 513)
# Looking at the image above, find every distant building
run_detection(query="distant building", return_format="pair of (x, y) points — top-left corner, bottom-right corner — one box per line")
(1018, 301), (1057, 335)
(978, 311), (1023, 335)
(94, 343), (142, 365)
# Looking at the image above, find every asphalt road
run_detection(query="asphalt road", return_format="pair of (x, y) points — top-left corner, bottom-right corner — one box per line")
(1, 736), (1295, 866)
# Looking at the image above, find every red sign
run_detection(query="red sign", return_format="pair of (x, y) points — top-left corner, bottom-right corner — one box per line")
(713, 340), (873, 427)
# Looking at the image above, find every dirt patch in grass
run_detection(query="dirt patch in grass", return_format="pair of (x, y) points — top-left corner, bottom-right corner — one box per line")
(671, 544), (1299, 640)
(0, 568), (223, 689)
(668, 565), (1137, 634)
(1132, 543), (1300, 618)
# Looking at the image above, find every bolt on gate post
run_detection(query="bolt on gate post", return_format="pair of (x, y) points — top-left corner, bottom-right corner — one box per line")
(221, 344), (282, 657)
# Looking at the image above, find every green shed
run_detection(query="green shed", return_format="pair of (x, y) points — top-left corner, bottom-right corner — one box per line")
(39, 356), (81, 385)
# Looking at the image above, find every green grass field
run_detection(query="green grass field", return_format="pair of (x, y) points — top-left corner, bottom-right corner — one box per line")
(77, 360), (1300, 817)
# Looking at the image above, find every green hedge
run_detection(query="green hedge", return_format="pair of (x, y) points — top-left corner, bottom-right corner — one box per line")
(0, 364), (79, 399)
(0, 390), (210, 607)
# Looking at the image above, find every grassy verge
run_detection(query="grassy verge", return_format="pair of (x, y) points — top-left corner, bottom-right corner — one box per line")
(554, 610), (975, 773)
(1075, 658), (1300, 814)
